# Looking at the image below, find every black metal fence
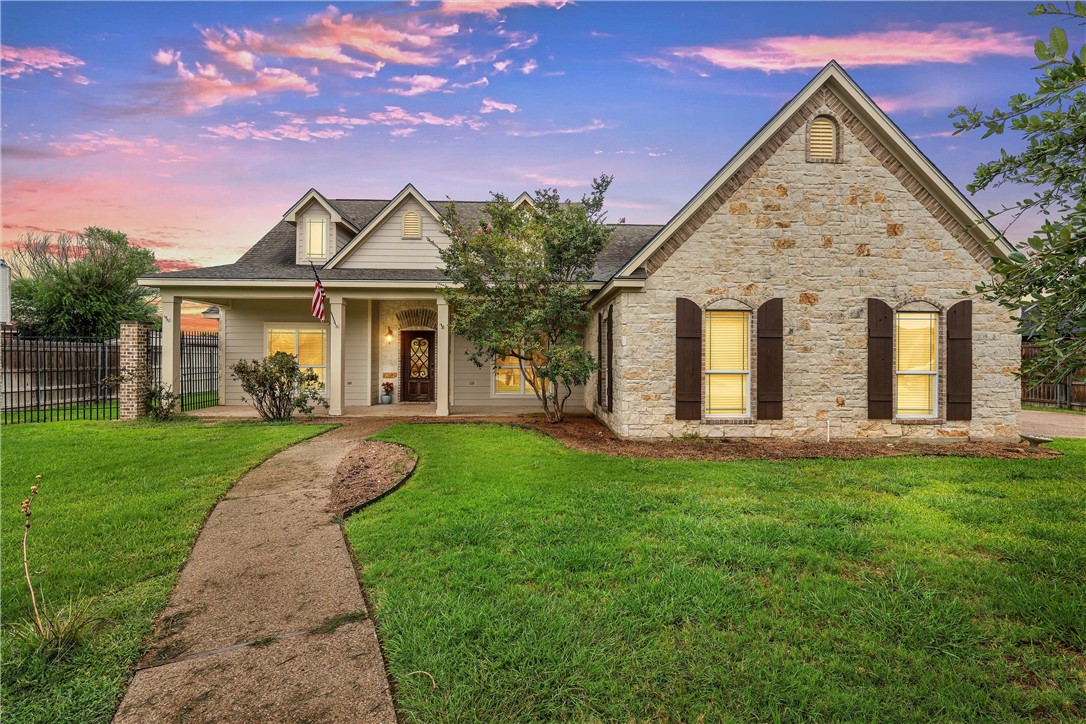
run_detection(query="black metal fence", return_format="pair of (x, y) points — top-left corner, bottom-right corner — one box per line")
(180, 331), (219, 411)
(1, 333), (119, 423)
(2, 328), (219, 424)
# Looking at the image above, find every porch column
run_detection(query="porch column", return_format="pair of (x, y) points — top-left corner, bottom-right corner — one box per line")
(436, 300), (450, 416)
(161, 295), (182, 396)
(328, 295), (346, 416)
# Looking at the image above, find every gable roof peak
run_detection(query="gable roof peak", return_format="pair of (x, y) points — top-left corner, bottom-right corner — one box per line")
(282, 188), (359, 231)
(614, 61), (1011, 278)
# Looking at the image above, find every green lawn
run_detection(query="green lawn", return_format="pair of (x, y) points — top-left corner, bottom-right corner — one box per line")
(1, 419), (332, 723)
(346, 424), (1086, 722)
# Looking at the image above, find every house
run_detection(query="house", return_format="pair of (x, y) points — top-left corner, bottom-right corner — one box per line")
(141, 62), (1021, 440)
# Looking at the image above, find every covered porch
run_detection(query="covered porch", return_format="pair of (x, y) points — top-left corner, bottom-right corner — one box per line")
(158, 283), (585, 419)
(158, 286), (454, 417)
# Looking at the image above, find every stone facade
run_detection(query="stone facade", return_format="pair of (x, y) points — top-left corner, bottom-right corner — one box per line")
(589, 87), (1020, 441)
(119, 321), (153, 420)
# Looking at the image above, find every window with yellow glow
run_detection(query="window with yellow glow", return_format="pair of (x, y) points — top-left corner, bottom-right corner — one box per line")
(267, 327), (327, 389)
(895, 312), (937, 417)
(704, 310), (750, 416)
(494, 351), (547, 395)
(306, 218), (326, 257)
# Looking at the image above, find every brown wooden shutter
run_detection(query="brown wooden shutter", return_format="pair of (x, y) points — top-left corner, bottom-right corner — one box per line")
(606, 306), (614, 412)
(757, 298), (784, 419)
(946, 300), (972, 420)
(867, 298), (893, 419)
(675, 297), (702, 420)
(596, 312), (603, 407)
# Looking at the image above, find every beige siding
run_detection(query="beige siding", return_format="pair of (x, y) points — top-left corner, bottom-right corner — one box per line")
(222, 299), (369, 406)
(338, 198), (450, 270)
(452, 334), (587, 410)
(343, 299), (370, 407)
(335, 224), (353, 254)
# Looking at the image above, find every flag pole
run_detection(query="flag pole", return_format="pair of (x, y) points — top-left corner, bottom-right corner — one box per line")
(309, 261), (338, 328)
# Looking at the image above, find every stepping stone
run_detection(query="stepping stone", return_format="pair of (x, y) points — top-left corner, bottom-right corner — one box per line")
(1020, 433), (1054, 449)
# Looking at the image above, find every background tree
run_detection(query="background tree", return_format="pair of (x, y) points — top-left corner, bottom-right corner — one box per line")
(8, 227), (158, 338)
(437, 176), (614, 422)
(951, 2), (1086, 382)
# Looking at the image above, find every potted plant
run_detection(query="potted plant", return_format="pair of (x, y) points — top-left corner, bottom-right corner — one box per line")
(380, 381), (394, 404)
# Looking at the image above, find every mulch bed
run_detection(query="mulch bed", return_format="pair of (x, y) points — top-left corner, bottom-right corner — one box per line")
(399, 414), (1060, 462)
(329, 441), (417, 515)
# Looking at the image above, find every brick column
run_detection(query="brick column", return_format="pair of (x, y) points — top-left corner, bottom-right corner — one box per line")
(119, 321), (152, 420)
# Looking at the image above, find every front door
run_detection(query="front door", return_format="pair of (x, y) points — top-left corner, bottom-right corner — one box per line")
(401, 331), (435, 402)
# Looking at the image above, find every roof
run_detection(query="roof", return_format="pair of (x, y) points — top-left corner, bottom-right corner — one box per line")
(147, 62), (1004, 290)
(147, 197), (659, 283)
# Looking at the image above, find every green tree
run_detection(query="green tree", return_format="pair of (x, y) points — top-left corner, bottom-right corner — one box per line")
(8, 227), (158, 338)
(951, 2), (1086, 383)
(437, 176), (614, 422)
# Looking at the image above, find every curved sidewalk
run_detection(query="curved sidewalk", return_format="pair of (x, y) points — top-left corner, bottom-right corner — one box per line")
(114, 422), (396, 723)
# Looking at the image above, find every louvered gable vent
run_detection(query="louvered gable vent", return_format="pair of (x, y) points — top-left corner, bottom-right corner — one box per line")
(402, 211), (421, 239)
(809, 116), (837, 161)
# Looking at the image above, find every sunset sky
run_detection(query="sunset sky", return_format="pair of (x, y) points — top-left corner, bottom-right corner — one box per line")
(1, 1), (1046, 330)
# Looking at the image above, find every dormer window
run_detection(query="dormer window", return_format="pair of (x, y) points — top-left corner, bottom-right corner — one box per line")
(306, 218), (327, 258)
(402, 211), (421, 239)
(808, 115), (838, 162)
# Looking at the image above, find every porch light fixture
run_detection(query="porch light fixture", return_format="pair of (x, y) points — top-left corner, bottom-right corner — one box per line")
(385, 326), (394, 344)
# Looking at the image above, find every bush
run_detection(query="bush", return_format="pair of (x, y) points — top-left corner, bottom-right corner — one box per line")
(142, 380), (180, 421)
(231, 352), (327, 421)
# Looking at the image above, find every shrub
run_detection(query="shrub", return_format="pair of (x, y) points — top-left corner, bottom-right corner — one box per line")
(231, 352), (328, 421)
(142, 380), (181, 421)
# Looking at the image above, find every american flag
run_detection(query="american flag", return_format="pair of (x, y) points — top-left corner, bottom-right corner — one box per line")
(311, 279), (326, 322)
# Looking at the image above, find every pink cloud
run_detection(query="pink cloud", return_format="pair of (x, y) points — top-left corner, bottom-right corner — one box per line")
(367, 105), (486, 132)
(668, 24), (1033, 73)
(390, 128), (417, 138)
(202, 121), (349, 142)
(439, 0), (567, 18)
(507, 119), (610, 137)
(314, 114), (373, 127)
(200, 27), (260, 70)
(452, 76), (489, 89)
(520, 58), (538, 74)
(385, 74), (450, 96)
(153, 48), (182, 66)
(2, 44), (88, 83)
(50, 132), (158, 158)
(154, 51), (316, 112)
(480, 97), (518, 113)
(522, 171), (586, 187)
(303, 6), (458, 66)
(493, 59), (512, 73)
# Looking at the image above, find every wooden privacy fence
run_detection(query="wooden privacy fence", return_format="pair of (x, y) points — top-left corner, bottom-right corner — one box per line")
(1021, 343), (1086, 410)
(1, 333), (119, 423)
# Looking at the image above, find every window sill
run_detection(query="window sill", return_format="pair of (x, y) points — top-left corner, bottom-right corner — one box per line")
(893, 417), (945, 425)
(703, 416), (756, 425)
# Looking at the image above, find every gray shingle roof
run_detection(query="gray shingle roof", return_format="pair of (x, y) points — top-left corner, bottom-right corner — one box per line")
(148, 198), (659, 284)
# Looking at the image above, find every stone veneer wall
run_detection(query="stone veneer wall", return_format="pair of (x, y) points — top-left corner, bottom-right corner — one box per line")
(597, 89), (1020, 441)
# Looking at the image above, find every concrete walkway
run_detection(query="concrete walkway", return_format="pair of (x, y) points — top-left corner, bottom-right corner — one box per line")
(114, 422), (397, 723)
(1021, 409), (1086, 438)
